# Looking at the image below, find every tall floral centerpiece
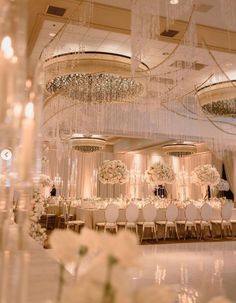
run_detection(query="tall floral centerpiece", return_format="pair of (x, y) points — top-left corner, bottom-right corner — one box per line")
(145, 162), (175, 186)
(37, 174), (53, 198)
(216, 178), (230, 197)
(98, 160), (129, 185)
(216, 179), (230, 192)
(191, 164), (220, 199)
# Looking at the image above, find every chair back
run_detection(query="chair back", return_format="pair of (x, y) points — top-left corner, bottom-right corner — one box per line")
(143, 203), (157, 222)
(126, 203), (139, 223)
(221, 202), (233, 221)
(62, 203), (69, 222)
(166, 204), (178, 222)
(105, 203), (119, 223)
(185, 203), (198, 221)
(201, 203), (212, 221)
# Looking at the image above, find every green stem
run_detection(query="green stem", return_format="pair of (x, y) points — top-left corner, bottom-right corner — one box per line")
(56, 263), (65, 302)
(102, 256), (117, 303)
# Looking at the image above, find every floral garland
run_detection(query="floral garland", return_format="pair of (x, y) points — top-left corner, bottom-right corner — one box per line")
(29, 189), (47, 245)
(98, 160), (129, 184)
(191, 164), (220, 186)
(145, 162), (175, 185)
(216, 179), (230, 191)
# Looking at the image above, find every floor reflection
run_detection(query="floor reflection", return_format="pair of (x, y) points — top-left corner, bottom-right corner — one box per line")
(64, 241), (236, 303)
(135, 241), (236, 303)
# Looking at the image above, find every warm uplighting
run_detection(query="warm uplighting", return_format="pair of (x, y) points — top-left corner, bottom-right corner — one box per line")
(25, 102), (34, 119)
(11, 55), (18, 63)
(1, 36), (14, 59)
(170, 0), (179, 4)
(13, 103), (22, 118)
(25, 79), (32, 89)
(54, 174), (61, 186)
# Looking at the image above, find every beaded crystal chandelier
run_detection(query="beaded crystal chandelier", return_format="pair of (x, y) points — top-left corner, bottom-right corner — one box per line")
(196, 81), (236, 117)
(70, 134), (106, 153)
(162, 143), (197, 157)
(44, 52), (146, 104)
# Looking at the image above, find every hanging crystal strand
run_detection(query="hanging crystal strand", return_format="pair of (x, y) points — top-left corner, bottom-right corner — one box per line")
(165, 0), (170, 32)
(219, 0), (236, 50)
(131, 0), (160, 74)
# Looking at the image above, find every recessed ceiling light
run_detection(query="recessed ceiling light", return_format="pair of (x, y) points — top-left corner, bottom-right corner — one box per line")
(170, 0), (179, 4)
(49, 32), (56, 37)
(225, 62), (232, 67)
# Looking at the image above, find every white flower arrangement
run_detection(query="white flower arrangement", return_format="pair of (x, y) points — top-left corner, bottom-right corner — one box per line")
(216, 179), (230, 191)
(49, 228), (227, 303)
(39, 174), (53, 187)
(191, 164), (220, 186)
(29, 189), (47, 245)
(145, 162), (175, 185)
(49, 228), (175, 303)
(98, 160), (129, 184)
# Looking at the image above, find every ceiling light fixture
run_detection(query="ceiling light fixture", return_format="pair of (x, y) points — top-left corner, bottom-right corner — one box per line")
(70, 135), (106, 153)
(196, 80), (236, 117)
(162, 143), (196, 157)
(44, 52), (147, 104)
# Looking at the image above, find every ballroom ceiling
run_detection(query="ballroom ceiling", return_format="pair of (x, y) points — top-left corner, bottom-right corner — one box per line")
(27, 0), (236, 153)
(27, 0), (236, 74)
(94, 0), (236, 31)
(28, 1), (236, 103)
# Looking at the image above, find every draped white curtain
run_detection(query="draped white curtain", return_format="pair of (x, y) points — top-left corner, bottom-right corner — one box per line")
(223, 151), (236, 202)
(45, 149), (220, 200)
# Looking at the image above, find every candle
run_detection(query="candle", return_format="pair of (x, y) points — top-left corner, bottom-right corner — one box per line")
(0, 250), (10, 302)
(19, 102), (35, 181)
(0, 36), (14, 124)
(19, 252), (30, 303)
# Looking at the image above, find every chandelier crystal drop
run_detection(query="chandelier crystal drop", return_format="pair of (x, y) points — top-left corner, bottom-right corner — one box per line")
(44, 52), (147, 105)
(46, 72), (144, 104)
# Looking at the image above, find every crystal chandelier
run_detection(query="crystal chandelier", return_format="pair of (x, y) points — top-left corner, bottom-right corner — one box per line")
(162, 143), (196, 157)
(70, 134), (106, 153)
(196, 81), (236, 117)
(44, 52), (146, 104)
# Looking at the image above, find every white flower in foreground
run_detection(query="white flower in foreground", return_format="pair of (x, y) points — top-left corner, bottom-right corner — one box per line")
(207, 297), (232, 303)
(79, 227), (102, 254)
(135, 285), (175, 303)
(99, 230), (139, 268)
(62, 265), (132, 303)
(49, 228), (101, 265)
(50, 229), (81, 264)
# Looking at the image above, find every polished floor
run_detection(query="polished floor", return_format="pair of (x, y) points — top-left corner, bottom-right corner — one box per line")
(129, 241), (236, 303)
